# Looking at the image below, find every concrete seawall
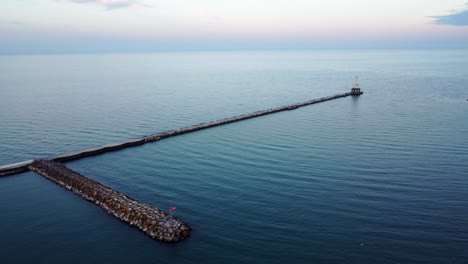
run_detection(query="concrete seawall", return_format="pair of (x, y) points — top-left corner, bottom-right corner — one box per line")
(0, 91), (356, 177)
(29, 160), (191, 243)
(0, 160), (34, 177)
(51, 138), (146, 163)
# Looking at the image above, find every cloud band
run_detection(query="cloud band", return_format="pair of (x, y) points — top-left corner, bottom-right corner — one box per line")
(59, 0), (148, 9)
(433, 4), (468, 26)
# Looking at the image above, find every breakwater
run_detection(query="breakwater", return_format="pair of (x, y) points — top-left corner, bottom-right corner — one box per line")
(0, 91), (359, 176)
(0, 90), (362, 243)
(29, 160), (191, 242)
(143, 92), (354, 142)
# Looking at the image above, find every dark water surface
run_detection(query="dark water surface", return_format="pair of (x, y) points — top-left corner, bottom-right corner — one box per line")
(1, 50), (467, 263)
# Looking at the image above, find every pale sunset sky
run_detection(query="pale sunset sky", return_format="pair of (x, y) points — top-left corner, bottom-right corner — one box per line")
(1, 0), (468, 53)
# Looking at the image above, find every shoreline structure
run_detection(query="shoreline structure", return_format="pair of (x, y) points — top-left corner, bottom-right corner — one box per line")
(0, 91), (361, 176)
(0, 86), (362, 243)
(29, 160), (191, 242)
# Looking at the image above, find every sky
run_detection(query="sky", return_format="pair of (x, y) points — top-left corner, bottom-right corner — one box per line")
(1, 0), (468, 53)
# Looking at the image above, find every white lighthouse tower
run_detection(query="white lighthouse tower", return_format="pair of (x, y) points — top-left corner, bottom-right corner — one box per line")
(351, 76), (363, 95)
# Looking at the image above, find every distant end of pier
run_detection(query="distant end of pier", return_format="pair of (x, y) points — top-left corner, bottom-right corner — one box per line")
(351, 76), (363, 96)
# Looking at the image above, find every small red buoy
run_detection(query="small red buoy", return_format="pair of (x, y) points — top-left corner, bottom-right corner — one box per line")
(170, 206), (176, 212)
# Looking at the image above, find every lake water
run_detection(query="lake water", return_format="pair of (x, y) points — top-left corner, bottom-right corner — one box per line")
(0, 50), (467, 263)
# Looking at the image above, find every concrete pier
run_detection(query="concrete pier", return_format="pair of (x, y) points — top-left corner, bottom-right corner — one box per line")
(29, 160), (191, 243)
(143, 92), (354, 143)
(0, 91), (359, 177)
(51, 138), (146, 163)
(0, 160), (33, 177)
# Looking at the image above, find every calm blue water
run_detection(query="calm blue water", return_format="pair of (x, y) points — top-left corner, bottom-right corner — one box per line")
(0, 50), (467, 263)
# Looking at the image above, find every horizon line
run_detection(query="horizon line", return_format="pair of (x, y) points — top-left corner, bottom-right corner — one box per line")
(2, 47), (468, 56)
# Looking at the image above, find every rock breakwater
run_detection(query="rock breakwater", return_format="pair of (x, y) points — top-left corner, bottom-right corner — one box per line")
(29, 160), (191, 243)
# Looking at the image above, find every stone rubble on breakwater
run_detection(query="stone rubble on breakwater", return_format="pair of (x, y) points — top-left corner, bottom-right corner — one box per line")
(29, 160), (191, 243)
(0, 91), (358, 177)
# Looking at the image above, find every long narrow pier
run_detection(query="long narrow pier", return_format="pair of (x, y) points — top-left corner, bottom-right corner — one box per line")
(29, 160), (191, 242)
(0, 88), (362, 243)
(0, 91), (360, 177)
